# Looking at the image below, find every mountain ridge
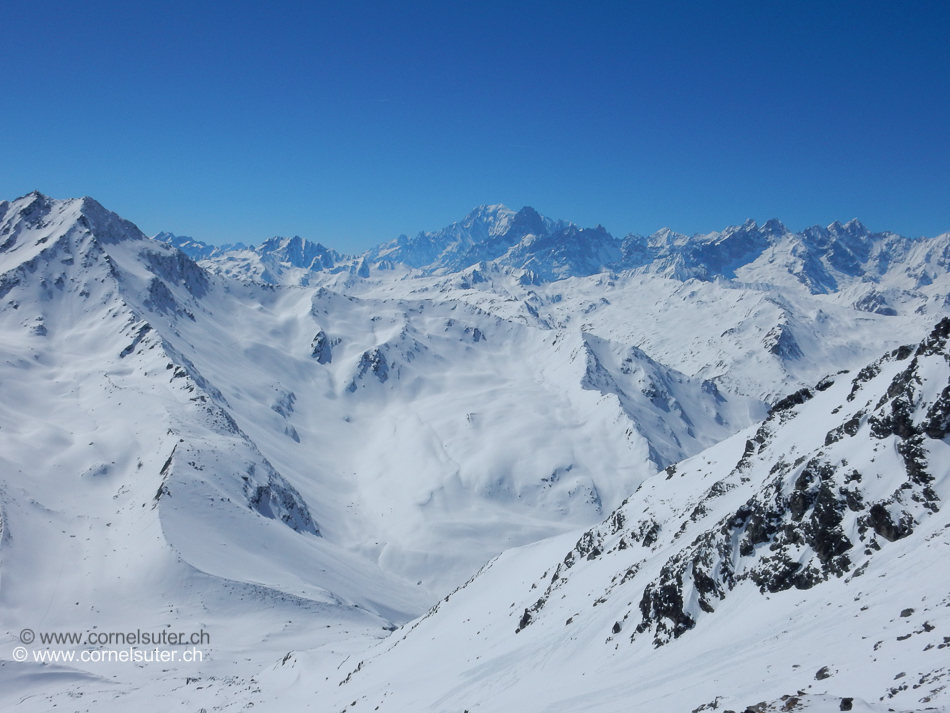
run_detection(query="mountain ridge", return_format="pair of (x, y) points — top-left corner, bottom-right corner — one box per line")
(152, 200), (949, 321)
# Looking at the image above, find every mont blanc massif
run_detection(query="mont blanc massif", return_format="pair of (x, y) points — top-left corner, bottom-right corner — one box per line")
(2, 191), (950, 713)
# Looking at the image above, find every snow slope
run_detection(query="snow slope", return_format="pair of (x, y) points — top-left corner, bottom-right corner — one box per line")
(237, 319), (950, 713)
(0, 192), (427, 707)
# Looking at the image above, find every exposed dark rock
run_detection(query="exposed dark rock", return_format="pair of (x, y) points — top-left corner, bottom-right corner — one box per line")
(119, 323), (152, 358)
(839, 486), (864, 512)
(770, 388), (813, 415)
(347, 348), (390, 391)
(847, 360), (884, 401)
(310, 330), (335, 364)
(541, 317), (950, 652)
(896, 435), (932, 487)
(922, 384), (950, 438)
(764, 323), (803, 360)
(915, 316), (950, 357)
(271, 390), (296, 417)
(575, 531), (603, 560)
(516, 609), (531, 632)
(245, 461), (320, 536)
(634, 572), (696, 646)
(865, 503), (913, 542)
(514, 597), (547, 633)
(145, 277), (194, 320)
(854, 290), (897, 316)
(145, 248), (209, 299)
(735, 423), (774, 471)
(824, 410), (863, 446)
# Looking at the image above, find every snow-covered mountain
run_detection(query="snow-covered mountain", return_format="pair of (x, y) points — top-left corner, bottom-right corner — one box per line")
(366, 204), (569, 273)
(0, 192), (436, 707)
(626, 217), (950, 318)
(176, 205), (950, 321)
(154, 231), (247, 259)
(156, 230), (353, 285)
(2, 192), (949, 712)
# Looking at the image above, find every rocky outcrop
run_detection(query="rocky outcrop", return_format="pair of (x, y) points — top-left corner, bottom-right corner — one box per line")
(512, 319), (950, 649)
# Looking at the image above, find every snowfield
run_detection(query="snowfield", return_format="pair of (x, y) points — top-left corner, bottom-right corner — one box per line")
(1, 192), (948, 712)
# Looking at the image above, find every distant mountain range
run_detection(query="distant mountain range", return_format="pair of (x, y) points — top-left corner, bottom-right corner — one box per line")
(156, 204), (950, 317)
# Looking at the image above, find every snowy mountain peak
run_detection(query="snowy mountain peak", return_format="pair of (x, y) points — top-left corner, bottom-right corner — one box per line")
(0, 192), (151, 274)
(155, 231), (247, 259)
(75, 195), (151, 245)
(508, 205), (547, 236)
(366, 203), (563, 272)
(256, 235), (340, 269)
(152, 231), (346, 285)
(460, 203), (517, 234)
(761, 217), (789, 235)
(829, 218), (868, 236)
(155, 206), (950, 307)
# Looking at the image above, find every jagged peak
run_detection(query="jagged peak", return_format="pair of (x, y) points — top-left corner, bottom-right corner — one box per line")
(824, 218), (872, 242)
(75, 196), (148, 245)
(502, 206), (548, 239)
(10, 190), (59, 212)
(708, 218), (758, 241)
(254, 234), (341, 269)
(0, 192), (146, 247)
(648, 227), (678, 242)
(261, 235), (302, 248)
(761, 218), (788, 235)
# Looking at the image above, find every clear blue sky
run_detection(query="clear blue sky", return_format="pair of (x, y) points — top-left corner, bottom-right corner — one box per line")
(1, 1), (948, 251)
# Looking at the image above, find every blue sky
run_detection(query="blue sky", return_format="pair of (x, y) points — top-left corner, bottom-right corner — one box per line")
(1, 1), (948, 251)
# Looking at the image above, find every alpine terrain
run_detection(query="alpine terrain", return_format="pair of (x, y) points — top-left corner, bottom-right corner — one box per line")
(1, 192), (948, 712)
